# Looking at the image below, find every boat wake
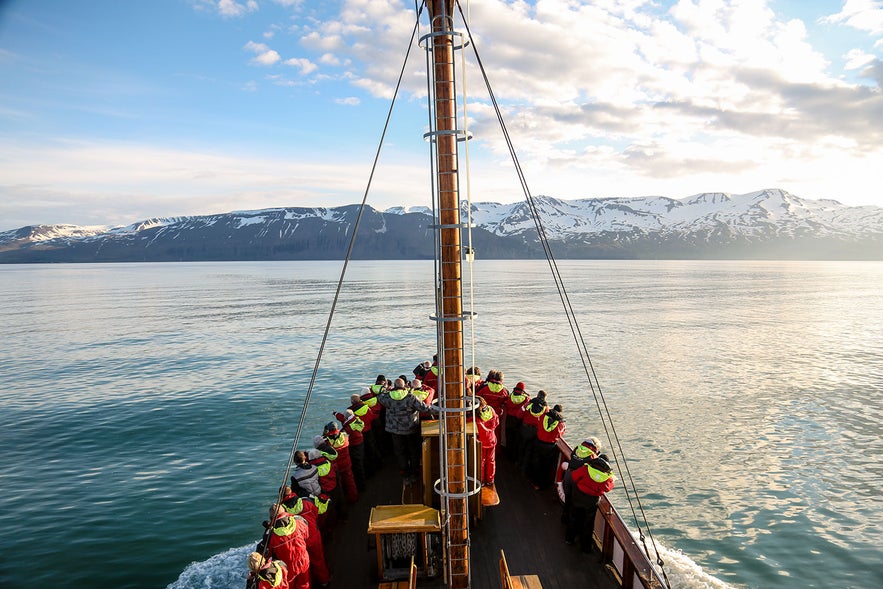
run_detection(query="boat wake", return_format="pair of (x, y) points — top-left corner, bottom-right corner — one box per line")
(167, 537), (738, 589)
(166, 544), (252, 589)
(646, 537), (740, 589)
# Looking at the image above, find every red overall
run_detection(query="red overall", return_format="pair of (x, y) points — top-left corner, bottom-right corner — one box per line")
(476, 406), (499, 484)
(326, 430), (358, 503)
(268, 515), (310, 589)
(282, 494), (329, 586)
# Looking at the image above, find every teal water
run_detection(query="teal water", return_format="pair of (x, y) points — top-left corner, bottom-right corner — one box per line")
(0, 260), (880, 589)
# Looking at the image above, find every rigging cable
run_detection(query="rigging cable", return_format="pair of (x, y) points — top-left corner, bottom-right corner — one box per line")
(455, 2), (671, 586)
(258, 3), (425, 556)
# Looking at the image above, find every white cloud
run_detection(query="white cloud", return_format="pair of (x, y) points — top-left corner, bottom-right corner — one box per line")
(319, 53), (342, 66)
(284, 57), (318, 75)
(335, 97), (360, 106)
(822, 0), (883, 36)
(217, 0), (258, 18)
(244, 41), (281, 65)
(0, 139), (427, 230)
(288, 0), (882, 202)
(844, 48), (877, 70)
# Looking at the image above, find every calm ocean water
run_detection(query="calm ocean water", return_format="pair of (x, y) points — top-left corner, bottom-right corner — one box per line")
(0, 260), (880, 589)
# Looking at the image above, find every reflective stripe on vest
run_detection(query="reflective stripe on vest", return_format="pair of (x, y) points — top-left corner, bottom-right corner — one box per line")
(312, 459), (331, 477)
(328, 433), (348, 449)
(542, 415), (560, 432)
(509, 392), (528, 404)
(588, 464), (613, 483)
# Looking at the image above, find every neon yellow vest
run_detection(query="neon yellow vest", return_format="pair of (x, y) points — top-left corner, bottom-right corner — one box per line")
(258, 563), (284, 588)
(390, 388), (409, 401)
(328, 433), (348, 449)
(588, 465), (613, 483)
(272, 515), (296, 536)
(575, 444), (596, 459)
(542, 415), (560, 432)
(509, 392), (528, 404)
(283, 497), (303, 515)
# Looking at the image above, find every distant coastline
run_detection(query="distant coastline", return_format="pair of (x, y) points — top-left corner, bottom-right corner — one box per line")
(2, 190), (881, 263)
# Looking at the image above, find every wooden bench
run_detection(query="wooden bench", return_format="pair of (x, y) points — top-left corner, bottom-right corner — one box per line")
(499, 549), (543, 589)
(378, 556), (416, 589)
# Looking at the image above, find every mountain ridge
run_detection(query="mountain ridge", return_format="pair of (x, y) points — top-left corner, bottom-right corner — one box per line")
(2, 189), (881, 262)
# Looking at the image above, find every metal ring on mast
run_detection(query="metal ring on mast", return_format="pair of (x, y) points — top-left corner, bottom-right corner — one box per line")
(418, 29), (470, 51)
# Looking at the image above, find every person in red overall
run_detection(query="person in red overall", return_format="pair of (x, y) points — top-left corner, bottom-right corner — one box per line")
(333, 408), (366, 491)
(475, 369), (508, 415)
(475, 370), (508, 453)
(349, 394), (380, 476)
(281, 490), (330, 588)
(465, 366), (482, 395)
(246, 552), (289, 589)
(323, 421), (358, 503)
(519, 390), (547, 473)
(267, 507), (310, 589)
(503, 381), (530, 463)
(308, 439), (344, 527)
(362, 375), (389, 454)
(421, 355), (439, 391)
(475, 396), (500, 485)
(409, 378), (436, 419)
(568, 455), (615, 553)
(528, 404), (566, 489)
(361, 375), (387, 421)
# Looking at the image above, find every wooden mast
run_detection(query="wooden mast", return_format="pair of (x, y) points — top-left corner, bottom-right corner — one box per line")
(427, 1), (469, 587)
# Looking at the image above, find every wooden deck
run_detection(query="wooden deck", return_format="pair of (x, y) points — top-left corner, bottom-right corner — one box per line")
(323, 453), (618, 589)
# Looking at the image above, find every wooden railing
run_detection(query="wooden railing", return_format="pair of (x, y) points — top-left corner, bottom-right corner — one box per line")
(554, 439), (667, 589)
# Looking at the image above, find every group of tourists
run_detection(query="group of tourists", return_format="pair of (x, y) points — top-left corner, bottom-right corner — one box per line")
(244, 366), (438, 589)
(245, 356), (616, 587)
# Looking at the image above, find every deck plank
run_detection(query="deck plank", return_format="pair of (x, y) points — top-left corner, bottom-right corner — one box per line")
(323, 454), (617, 589)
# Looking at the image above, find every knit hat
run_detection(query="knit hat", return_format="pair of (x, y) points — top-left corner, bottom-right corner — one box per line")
(324, 421), (340, 434)
(583, 437), (600, 452)
(247, 551), (266, 572)
(514, 382), (525, 391)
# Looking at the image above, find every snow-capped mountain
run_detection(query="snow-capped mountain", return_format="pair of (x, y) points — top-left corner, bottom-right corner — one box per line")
(1, 190), (881, 262)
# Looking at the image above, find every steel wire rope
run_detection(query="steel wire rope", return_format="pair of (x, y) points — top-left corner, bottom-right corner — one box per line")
(258, 6), (426, 556)
(455, 2), (671, 586)
(455, 0), (482, 522)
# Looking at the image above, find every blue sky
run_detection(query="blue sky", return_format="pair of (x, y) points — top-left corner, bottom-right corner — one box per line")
(0, 0), (881, 231)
